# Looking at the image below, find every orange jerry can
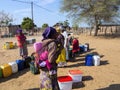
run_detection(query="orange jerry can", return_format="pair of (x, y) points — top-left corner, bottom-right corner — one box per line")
(0, 64), (12, 77)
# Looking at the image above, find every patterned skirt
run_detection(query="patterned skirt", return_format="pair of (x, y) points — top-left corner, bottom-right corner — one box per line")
(39, 70), (60, 90)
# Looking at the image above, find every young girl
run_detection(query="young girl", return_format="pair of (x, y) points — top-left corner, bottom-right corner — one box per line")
(16, 29), (28, 59)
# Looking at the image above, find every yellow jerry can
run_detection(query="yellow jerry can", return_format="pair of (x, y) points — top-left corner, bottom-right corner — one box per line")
(0, 64), (12, 77)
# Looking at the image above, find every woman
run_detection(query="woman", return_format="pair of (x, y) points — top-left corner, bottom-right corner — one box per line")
(61, 28), (69, 61)
(16, 29), (28, 59)
(72, 38), (80, 57)
(56, 27), (67, 67)
(38, 27), (61, 90)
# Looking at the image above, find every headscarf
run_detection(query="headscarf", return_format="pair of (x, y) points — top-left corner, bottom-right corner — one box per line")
(42, 27), (57, 40)
(56, 27), (61, 33)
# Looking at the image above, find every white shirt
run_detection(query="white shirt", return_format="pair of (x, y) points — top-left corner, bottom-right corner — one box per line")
(62, 31), (68, 48)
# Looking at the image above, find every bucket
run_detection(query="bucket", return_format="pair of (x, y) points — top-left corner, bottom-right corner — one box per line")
(93, 55), (100, 66)
(58, 76), (73, 90)
(85, 54), (94, 66)
(68, 70), (83, 82)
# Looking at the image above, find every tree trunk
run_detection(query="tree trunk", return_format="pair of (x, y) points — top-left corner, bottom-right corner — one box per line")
(94, 24), (99, 36)
(94, 15), (99, 36)
(104, 26), (107, 36)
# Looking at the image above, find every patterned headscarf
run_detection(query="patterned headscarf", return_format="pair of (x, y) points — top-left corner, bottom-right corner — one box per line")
(42, 27), (57, 39)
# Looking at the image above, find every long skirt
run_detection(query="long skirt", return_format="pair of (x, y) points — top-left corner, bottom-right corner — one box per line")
(39, 70), (60, 90)
(56, 48), (67, 67)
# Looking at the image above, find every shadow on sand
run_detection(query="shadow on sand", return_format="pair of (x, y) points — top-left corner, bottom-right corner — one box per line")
(72, 75), (93, 89)
(25, 88), (39, 90)
(100, 60), (109, 66)
(97, 84), (120, 90)
(0, 68), (29, 83)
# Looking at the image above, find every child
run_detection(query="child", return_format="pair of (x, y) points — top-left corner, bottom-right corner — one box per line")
(33, 42), (56, 75)
(16, 29), (28, 59)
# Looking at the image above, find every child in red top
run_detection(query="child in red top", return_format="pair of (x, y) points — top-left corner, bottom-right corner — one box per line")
(16, 29), (28, 59)
(72, 38), (80, 57)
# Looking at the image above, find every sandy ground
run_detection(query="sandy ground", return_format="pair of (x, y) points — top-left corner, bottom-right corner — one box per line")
(0, 33), (120, 90)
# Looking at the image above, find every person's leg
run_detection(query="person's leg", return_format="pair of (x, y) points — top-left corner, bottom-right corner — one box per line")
(22, 44), (28, 59)
(50, 74), (60, 90)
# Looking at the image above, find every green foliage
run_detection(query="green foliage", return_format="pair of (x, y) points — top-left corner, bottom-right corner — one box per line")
(63, 20), (70, 27)
(42, 23), (49, 30)
(21, 17), (34, 31)
(72, 23), (79, 31)
(60, 0), (120, 35)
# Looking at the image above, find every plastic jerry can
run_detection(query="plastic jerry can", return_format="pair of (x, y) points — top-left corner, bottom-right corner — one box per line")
(0, 64), (12, 77)
(0, 67), (2, 78)
(16, 60), (25, 71)
(8, 61), (18, 73)
(24, 57), (32, 68)
(85, 54), (94, 66)
(93, 55), (100, 66)
(29, 62), (39, 74)
(9, 42), (14, 49)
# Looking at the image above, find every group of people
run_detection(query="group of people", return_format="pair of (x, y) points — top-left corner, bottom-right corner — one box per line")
(15, 26), (80, 90)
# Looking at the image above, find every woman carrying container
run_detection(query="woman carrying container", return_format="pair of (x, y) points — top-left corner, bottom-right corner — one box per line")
(37, 27), (61, 90)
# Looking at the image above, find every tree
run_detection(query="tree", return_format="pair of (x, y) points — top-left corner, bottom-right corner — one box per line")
(72, 23), (79, 31)
(42, 23), (49, 30)
(60, 0), (120, 36)
(0, 11), (13, 26)
(63, 20), (70, 28)
(21, 17), (34, 32)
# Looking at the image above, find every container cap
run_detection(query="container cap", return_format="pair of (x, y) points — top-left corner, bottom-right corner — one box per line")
(58, 76), (72, 82)
(69, 70), (83, 75)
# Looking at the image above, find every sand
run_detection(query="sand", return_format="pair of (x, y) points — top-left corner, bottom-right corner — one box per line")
(0, 33), (120, 90)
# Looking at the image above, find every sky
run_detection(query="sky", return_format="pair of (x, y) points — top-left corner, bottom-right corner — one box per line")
(0, 0), (88, 27)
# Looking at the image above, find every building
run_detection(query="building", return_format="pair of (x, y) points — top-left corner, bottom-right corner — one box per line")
(0, 25), (20, 37)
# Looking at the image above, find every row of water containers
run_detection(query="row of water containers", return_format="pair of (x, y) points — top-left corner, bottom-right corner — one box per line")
(26, 38), (36, 44)
(79, 43), (89, 53)
(0, 59), (29, 78)
(85, 54), (100, 66)
(3, 42), (17, 49)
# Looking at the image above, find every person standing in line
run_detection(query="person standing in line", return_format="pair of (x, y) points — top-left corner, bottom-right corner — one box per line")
(61, 27), (69, 61)
(56, 27), (67, 67)
(16, 29), (28, 59)
(37, 27), (61, 90)
(72, 38), (80, 57)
